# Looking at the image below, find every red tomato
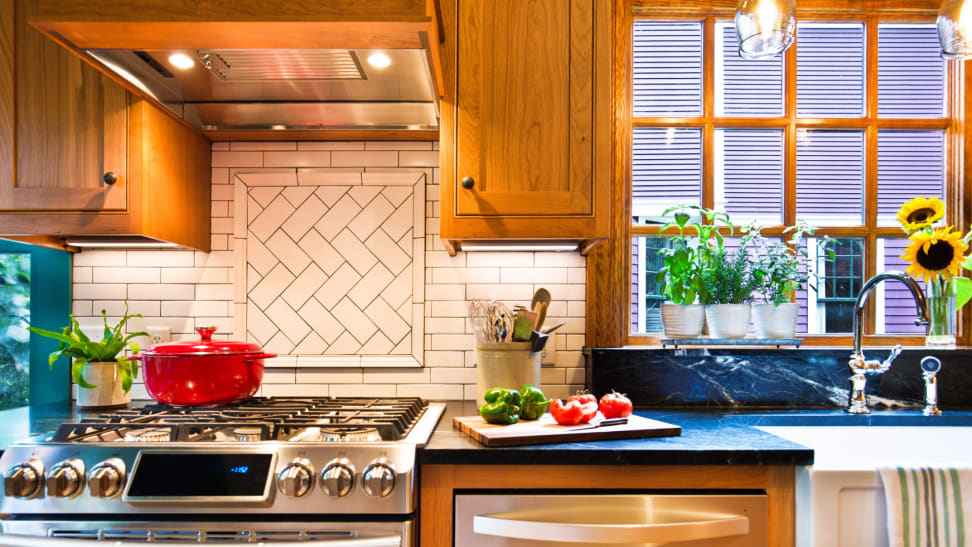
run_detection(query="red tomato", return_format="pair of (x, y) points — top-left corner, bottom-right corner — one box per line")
(567, 391), (598, 406)
(550, 399), (598, 425)
(599, 391), (633, 419)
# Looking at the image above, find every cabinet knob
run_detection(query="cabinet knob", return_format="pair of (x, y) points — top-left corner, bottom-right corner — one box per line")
(461, 176), (475, 190)
(103, 172), (118, 185)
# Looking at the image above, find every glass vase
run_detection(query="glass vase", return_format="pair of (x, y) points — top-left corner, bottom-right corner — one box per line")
(925, 278), (957, 348)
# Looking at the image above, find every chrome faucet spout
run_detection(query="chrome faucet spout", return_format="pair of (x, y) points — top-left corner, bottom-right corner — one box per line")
(847, 271), (929, 414)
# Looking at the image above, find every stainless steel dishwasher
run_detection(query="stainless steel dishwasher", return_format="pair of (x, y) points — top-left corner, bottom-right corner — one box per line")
(454, 494), (768, 545)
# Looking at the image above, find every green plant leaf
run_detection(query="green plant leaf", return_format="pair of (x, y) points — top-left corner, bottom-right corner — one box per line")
(71, 359), (95, 389)
(954, 277), (972, 309)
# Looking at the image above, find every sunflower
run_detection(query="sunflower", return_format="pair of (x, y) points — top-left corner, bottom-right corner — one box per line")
(896, 197), (945, 232)
(901, 227), (968, 283)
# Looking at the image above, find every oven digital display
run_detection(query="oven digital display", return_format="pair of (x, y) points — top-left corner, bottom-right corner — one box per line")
(127, 453), (273, 497)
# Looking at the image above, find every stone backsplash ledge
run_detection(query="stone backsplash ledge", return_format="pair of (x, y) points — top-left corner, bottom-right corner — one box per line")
(588, 348), (972, 409)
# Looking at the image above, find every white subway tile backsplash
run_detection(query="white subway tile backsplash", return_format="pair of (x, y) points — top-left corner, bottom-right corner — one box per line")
(70, 142), (586, 401)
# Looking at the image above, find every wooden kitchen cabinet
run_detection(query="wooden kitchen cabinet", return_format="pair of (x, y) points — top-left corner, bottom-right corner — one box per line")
(420, 464), (795, 546)
(0, 0), (211, 249)
(438, 0), (612, 253)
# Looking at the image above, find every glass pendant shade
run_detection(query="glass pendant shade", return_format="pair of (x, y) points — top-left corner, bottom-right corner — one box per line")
(938, 0), (972, 60)
(735, 0), (796, 59)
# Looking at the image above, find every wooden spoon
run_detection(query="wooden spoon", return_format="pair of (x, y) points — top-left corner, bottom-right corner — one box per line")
(531, 288), (551, 331)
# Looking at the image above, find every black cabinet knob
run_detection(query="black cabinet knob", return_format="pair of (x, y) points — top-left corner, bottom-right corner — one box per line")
(103, 172), (118, 185)
(461, 176), (475, 189)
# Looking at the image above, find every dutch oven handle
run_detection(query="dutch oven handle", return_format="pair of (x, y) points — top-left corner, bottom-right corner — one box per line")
(246, 353), (277, 363)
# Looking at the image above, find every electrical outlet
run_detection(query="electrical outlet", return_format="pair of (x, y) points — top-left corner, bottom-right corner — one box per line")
(540, 332), (558, 365)
(147, 326), (171, 346)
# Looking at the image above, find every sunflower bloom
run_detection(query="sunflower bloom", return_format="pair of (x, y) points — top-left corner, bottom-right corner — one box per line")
(897, 197), (945, 232)
(901, 227), (968, 284)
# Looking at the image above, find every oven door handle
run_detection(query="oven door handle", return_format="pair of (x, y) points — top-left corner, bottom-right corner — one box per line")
(0, 534), (402, 547)
(474, 508), (750, 544)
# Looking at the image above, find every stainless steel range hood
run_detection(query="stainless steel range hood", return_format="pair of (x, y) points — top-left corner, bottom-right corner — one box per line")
(87, 48), (439, 131)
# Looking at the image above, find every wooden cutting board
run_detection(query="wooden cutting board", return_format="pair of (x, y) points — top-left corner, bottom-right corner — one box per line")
(454, 414), (681, 447)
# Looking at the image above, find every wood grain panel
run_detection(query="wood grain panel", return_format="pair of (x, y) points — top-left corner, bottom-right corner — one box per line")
(9, 0), (126, 211)
(420, 464), (795, 547)
(0, 0), (13, 198)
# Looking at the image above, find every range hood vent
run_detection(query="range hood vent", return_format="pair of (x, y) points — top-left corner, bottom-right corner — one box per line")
(194, 49), (365, 81)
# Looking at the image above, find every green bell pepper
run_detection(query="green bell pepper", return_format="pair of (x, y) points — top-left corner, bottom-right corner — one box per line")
(518, 384), (551, 420)
(479, 387), (523, 425)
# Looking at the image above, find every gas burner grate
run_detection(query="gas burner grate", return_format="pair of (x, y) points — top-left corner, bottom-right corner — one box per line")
(60, 397), (429, 443)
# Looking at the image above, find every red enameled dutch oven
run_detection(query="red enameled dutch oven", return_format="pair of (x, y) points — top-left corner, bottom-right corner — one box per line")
(132, 327), (276, 406)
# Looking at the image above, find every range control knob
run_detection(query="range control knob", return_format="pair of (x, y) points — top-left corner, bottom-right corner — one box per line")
(3, 459), (44, 498)
(276, 458), (314, 498)
(87, 458), (126, 498)
(320, 458), (355, 498)
(46, 459), (85, 498)
(361, 459), (395, 498)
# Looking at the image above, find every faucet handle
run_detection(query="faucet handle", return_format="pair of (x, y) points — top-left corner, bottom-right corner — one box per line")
(921, 355), (942, 375)
(882, 345), (903, 369)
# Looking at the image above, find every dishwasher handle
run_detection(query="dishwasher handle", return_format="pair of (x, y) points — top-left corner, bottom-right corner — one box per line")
(474, 509), (750, 544)
(0, 533), (402, 547)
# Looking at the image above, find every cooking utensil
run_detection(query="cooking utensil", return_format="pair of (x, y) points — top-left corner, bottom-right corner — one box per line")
(132, 327), (276, 406)
(454, 414), (680, 447)
(470, 298), (514, 342)
(531, 288), (551, 331)
(569, 417), (629, 431)
(513, 310), (538, 341)
(542, 321), (567, 335)
(529, 330), (549, 353)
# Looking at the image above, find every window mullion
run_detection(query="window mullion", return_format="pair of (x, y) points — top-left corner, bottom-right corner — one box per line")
(784, 28), (798, 228)
(864, 17), (880, 335)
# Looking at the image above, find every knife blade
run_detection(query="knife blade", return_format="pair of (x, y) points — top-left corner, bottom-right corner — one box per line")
(568, 417), (628, 431)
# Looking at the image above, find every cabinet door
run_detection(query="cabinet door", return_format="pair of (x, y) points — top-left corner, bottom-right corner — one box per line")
(1, 0), (127, 212)
(454, 0), (593, 217)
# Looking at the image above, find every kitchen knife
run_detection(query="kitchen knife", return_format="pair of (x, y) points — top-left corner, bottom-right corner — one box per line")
(568, 417), (629, 430)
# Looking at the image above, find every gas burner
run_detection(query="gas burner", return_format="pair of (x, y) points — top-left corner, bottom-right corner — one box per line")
(123, 428), (171, 443)
(233, 426), (264, 442)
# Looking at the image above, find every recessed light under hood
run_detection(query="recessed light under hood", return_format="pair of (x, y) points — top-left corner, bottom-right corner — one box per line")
(86, 48), (439, 132)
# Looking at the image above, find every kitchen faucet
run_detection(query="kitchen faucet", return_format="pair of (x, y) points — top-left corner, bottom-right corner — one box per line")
(847, 271), (930, 414)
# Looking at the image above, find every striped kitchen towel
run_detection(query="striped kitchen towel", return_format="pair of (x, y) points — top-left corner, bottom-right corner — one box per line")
(878, 464), (972, 547)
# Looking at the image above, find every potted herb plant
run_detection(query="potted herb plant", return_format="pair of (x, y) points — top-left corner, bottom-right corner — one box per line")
(656, 206), (731, 338)
(748, 221), (826, 339)
(28, 308), (146, 408)
(700, 245), (760, 339)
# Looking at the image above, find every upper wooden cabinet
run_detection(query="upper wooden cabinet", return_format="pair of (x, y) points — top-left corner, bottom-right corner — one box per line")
(0, 0), (211, 250)
(439, 0), (611, 253)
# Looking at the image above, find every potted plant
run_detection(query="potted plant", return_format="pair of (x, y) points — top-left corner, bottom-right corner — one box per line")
(748, 221), (827, 339)
(656, 206), (731, 338)
(28, 307), (146, 408)
(700, 245), (760, 339)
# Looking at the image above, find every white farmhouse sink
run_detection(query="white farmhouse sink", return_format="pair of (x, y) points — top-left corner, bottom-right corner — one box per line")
(758, 426), (972, 547)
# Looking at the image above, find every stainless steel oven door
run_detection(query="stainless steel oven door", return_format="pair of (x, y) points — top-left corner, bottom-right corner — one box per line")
(455, 494), (768, 546)
(0, 520), (411, 546)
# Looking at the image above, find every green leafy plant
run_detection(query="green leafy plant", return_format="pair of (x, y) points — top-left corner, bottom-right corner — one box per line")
(747, 221), (833, 306)
(700, 246), (761, 305)
(27, 306), (147, 393)
(656, 206), (733, 305)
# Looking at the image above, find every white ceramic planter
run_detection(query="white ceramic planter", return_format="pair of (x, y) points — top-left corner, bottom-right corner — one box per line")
(660, 303), (705, 339)
(76, 361), (131, 409)
(752, 303), (800, 339)
(705, 304), (751, 339)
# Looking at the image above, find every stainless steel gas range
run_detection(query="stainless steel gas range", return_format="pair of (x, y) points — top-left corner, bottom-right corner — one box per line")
(0, 397), (445, 546)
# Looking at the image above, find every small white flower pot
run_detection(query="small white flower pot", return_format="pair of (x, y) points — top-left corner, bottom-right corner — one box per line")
(76, 361), (131, 409)
(705, 304), (751, 339)
(752, 303), (800, 339)
(660, 303), (705, 339)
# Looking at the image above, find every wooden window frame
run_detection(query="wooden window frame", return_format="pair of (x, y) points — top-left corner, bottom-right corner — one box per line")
(586, 0), (969, 349)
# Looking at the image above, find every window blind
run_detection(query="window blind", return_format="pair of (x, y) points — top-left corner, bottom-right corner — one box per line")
(878, 24), (945, 118)
(633, 21), (703, 117)
(715, 129), (784, 224)
(796, 24), (865, 117)
(717, 22), (784, 117)
(877, 130), (945, 224)
(632, 128), (703, 219)
(796, 130), (865, 225)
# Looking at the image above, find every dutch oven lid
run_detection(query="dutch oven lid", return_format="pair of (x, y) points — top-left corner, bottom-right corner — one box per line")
(143, 327), (264, 356)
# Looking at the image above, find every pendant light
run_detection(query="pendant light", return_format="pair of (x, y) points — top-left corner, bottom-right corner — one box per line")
(938, 0), (972, 60)
(735, 0), (796, 59)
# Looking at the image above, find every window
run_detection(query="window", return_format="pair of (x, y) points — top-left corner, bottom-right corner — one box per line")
(627, 11), (960, 344)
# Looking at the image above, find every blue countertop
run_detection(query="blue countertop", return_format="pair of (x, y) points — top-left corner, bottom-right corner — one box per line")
(5, 401), (969, 467)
